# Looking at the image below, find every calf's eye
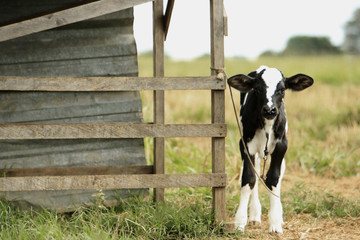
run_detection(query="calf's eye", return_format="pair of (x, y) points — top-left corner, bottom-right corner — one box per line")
(276, 88), (285, 95)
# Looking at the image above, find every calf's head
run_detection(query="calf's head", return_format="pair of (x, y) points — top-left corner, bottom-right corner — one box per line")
(228, 66), (313, 120)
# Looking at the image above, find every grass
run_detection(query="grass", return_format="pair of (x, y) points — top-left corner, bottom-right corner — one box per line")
(1, 55), (360, 239)
(0, 193), (222, 239)
(283, 182), (360, 219)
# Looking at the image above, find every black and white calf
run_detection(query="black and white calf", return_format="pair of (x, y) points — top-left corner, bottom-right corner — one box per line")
(228, 66), (313, 233)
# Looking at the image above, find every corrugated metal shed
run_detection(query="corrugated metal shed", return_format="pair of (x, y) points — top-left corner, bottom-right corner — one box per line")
(0, 1), (146, 212)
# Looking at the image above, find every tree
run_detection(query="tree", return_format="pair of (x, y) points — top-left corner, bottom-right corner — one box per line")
(259, 50), (279, 57)
(343, 8), (360, 54)
(282, 36), (341, 56)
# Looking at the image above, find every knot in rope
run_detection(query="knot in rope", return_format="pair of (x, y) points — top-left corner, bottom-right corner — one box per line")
(210, 67), (227, 81)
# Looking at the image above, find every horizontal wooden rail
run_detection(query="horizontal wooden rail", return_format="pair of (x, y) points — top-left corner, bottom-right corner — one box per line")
(0, 0), (153, 42)
(0, 173), (227, 191)
(0, 76), (225, 91)
(0, 123), (227, 139)
(0, 165), (154, 177)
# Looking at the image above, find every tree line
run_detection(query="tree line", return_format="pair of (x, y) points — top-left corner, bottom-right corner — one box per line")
(261, 8), (360, 57)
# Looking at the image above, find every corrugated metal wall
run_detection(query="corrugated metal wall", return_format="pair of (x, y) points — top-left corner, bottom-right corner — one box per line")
(0, 1), (147, 212)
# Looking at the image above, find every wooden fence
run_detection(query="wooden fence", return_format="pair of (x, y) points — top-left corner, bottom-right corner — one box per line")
(0, 0), (227, 223)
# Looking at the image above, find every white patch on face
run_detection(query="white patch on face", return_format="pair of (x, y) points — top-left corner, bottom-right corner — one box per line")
(257, 66), (283, 107)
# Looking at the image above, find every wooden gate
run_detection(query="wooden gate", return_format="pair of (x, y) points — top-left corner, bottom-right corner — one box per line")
(0, 0), (227, 223)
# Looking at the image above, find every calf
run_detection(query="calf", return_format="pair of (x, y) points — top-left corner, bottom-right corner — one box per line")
(227, 66), (313, 233)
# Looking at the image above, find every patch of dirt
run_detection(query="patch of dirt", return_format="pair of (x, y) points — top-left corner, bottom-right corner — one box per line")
(283, 216), (360, 240)
(243, 216), (360, 240)
(226, 215), (360, 240)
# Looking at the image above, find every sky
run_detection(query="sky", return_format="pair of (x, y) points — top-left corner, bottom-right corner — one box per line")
(134, 0), (360, 59)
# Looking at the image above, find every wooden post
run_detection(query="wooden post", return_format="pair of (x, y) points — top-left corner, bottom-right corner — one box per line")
(210, 0), (226, 223)
(153, 0), (165, 202)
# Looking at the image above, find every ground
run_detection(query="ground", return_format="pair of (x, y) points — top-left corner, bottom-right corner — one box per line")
(226, 173), (360, 240)
(243, 216), (359, 240)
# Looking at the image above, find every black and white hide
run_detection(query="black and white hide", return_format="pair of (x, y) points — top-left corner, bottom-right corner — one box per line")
(228, 66), (313, 233)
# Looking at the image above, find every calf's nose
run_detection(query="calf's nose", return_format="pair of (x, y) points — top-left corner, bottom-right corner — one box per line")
(262, 105), (277, 119)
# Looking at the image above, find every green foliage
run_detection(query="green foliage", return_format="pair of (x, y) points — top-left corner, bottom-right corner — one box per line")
(259, 50), (279, 57)
(343, 8), (360, 54)
(282, 36), (341, 56)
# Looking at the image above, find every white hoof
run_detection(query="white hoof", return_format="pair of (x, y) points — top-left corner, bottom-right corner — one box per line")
(248, 214), (261, 223)
(234, 223), (245, 232)
(269, 224), (283, 234)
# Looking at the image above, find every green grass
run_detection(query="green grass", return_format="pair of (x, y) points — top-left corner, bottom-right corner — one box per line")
(283, 182), (360, 219)
(0, 194), (224, 239)
(1, 55), (360, 239)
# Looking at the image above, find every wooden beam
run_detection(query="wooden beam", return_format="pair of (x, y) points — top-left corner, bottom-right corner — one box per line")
(210, 0), (226, 224)
(164, 0), (175, 40)
(0, 123), (227, 139)
(0, 173), (227, 191)
(0, 0), (153, 42)
(153, 0), (165, 203)
(0, 165), (154, 177)
(0, 76), (225, 91)
(223, 7), (228, 36)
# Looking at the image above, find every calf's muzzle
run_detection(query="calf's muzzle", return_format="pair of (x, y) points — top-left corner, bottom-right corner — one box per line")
(262, 105), (277, 120)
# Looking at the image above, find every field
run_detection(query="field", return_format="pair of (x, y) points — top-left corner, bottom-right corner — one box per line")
(1, 55), (360, 239)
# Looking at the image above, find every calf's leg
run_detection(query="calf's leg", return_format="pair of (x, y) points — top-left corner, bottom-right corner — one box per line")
(265, 140), (287, 233)
(235, 143), (257, 231)
(249, 154), (261, 224)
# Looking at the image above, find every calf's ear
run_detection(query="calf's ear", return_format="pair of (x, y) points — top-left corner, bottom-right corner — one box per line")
(227, 74), (256, 93)
(285, 74), (314, 91)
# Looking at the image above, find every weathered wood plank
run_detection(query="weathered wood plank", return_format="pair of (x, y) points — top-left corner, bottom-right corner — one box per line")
(0, 173), (227, 191)
(0, 55), (138, 77)
(210, 0), (226, 224)
(0, 1), (118, 26)
(0, 0), (153, 42)
(0, 76), (224, 91)
(153, 0), (165, 203)
(164, 0), (175, 40)
(0, 123), (227, 139)
(0, 165), (153, 177)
